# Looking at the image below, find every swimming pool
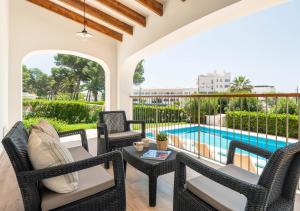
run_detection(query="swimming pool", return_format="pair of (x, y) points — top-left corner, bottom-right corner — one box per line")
(147, 125), (292, 158)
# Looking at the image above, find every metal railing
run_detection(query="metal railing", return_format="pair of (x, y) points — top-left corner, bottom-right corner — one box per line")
(131, 93), (300, 176)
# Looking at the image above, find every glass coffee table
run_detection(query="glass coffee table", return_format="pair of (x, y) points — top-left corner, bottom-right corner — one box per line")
(122, 143), (177, 207)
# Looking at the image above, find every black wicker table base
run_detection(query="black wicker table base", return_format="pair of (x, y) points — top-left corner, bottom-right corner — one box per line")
(122, 143), (177, 207)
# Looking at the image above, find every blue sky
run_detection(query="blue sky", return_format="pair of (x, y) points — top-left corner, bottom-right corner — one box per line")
(24, 1), (300, 92)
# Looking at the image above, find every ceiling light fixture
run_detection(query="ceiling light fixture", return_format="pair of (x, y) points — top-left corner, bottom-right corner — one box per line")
(76, 0), (93, 40)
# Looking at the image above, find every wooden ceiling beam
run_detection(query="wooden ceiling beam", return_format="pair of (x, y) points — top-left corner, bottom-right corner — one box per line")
(60, 0), (133, 35)
(136, 0), (163, 16)
(27, 0), (123, 41)
(95, 0), (146, 27)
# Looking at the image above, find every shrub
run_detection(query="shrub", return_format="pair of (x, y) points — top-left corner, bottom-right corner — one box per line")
(133, 105), (187, 123)
(23, 117), (96, 132)
(156, 133), (168, 141)
(225, 97), (263, 112)
(184, 98), (219, 123)
(270, 98), (299, 115)
(23, 99), (103, 123)
(83, 100), (105, 105)
(226, 111), (299, 138)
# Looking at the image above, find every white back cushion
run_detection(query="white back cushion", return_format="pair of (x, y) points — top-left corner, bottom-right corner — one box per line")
(28, 129), (78, 193)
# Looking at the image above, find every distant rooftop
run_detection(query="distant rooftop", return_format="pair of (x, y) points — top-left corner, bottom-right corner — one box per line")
(254, 85), (275, 88)
(199, 70), (231, 77)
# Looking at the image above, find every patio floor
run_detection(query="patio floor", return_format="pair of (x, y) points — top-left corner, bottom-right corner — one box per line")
(0, 137), (299, 211)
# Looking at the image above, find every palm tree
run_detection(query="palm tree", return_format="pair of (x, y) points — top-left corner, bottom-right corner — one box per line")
(229, 76), (253, 93)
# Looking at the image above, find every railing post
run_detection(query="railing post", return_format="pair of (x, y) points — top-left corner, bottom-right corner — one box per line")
(197, 97), (201, 158)
(298, 96), (300, 142)
(265, 97), (268, 151)
(275, 97), (278, 149)
(155, 98), (158, 135)
(286, 97), (289, 145)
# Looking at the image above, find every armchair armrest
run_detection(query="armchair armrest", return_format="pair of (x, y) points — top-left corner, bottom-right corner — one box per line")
(175, 152), (268, 206)
(18, 151), (125, 187)
(227, 141), (273, 165)
(126, 120), (146, 138)
(97, 122), (108, 137)
(97, 123), (109, 155)
(58, 129), (88, 152)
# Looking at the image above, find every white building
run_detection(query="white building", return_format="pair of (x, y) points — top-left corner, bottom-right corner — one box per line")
(252, 85), (276, 94)
(133, 87), (198, 96)
(133, 87), (198, 104)
(197, 71), (231, 93)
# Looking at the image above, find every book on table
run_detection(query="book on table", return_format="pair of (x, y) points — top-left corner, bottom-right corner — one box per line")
(141, 150), (172, 161)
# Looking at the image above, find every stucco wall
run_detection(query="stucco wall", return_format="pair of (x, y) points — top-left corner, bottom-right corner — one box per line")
(8, 0), (119, 127)
(0, 0), (9, 140)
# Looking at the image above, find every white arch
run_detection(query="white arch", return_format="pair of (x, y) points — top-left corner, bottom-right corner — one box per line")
(117, 0), (287, 118)
(22, 50), (111, 110)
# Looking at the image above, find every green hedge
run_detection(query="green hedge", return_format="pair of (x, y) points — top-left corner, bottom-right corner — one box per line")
(23, 100), (103, 123)
(23, 117), (96, 132)
(133, 105), (187, 123)
(226, 111), (299, 138)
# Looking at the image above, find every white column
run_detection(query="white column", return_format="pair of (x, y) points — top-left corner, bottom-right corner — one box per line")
(0, 0), (9, 140)
(106, 63), (118, 111)
(117, 61), (137, 119)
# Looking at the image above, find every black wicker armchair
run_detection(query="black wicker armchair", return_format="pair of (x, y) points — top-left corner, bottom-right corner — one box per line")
(174, 140), (300, 211)
(2, 122), (126, 211)
(97, 111), (145, 169)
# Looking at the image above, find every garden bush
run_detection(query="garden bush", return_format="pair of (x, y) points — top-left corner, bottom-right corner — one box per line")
(270, 98), (299, 115)
(23, 99), (103, 123)
(133, 105), (187, 123)
(225, 97), (263, 112)
(184, 98), (219, 123)
(226, 111), (299, 138)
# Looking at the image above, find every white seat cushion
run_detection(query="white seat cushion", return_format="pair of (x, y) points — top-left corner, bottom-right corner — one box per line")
(186, 164), (259, 211)
(101, 131), (142, 141)
(28, 129), (78, 194)
(41, 146), (115, 211)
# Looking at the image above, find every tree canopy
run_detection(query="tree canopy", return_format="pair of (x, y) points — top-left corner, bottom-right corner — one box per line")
(23, 65), (52, 97)
(23, 54), (105, 101)
(133, 60), (145, 86)
(23, 54), (146, 101)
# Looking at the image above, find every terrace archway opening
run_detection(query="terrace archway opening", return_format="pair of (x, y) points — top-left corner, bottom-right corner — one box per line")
(22, 50), (111, 109)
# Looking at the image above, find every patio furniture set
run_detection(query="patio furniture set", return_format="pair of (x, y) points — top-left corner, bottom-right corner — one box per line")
(2, 111), (300, 211)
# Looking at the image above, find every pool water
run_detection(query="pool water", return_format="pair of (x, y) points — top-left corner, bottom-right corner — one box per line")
(147, 126), (290, 154)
